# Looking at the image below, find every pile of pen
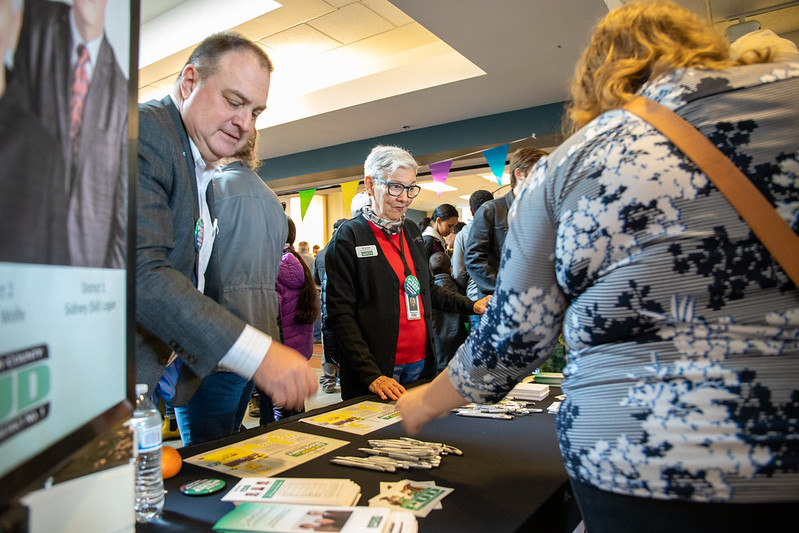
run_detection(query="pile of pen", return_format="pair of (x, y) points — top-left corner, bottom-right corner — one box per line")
(453, 399), (543, 419)
(330, 437), (462, 473)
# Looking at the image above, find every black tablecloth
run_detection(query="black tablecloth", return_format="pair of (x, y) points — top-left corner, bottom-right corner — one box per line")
(139, 390), (579, 532)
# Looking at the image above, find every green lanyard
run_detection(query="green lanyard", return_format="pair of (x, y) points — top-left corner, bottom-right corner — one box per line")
(381, 229), (420, 297)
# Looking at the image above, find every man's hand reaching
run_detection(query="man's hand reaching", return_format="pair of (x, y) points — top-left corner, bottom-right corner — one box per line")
(252, 342), (318, 410)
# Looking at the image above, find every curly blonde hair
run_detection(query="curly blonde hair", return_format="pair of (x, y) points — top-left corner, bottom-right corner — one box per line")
(566, 0), (737, 133)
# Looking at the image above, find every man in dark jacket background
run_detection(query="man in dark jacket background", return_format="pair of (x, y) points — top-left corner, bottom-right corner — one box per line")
(465, 147), (548, 298)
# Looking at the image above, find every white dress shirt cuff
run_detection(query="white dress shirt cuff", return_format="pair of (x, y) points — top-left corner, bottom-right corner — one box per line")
(218, 325), (272, 379)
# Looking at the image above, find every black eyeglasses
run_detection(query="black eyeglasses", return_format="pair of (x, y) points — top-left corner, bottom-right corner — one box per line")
(373, 176), (422, 198)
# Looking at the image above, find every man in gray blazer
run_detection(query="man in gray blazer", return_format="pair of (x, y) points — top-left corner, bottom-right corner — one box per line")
(136, 32), (316, 417)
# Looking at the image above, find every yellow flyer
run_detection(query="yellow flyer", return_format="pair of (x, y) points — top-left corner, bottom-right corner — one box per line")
(300, 401), (401, 435)
(184, 429), (348, 477)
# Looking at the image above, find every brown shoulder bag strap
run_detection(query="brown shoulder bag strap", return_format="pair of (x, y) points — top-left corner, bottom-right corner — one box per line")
(623, 96), (799, 286)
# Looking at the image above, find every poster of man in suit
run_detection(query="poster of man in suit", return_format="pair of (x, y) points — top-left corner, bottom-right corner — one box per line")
(4, 0), (129, 268)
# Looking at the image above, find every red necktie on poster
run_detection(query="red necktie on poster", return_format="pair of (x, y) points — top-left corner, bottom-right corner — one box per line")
(69, 44), (90, 151)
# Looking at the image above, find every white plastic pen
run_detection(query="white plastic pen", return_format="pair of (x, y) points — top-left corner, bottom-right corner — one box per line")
(456, 411), (514, 419)
(359, 448), (418, 461)
(330, 457), (396, 472)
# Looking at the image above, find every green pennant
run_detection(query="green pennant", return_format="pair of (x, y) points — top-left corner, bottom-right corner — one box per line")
(298, 188), (316, 221)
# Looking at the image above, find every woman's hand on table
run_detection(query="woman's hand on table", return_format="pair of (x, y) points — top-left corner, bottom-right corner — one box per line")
(397, 370), (469, 435)
(369, 375), (406, 401)
(396, 384), (438, 435)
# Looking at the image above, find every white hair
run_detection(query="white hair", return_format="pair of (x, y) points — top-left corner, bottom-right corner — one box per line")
(363, 145), (418, 182)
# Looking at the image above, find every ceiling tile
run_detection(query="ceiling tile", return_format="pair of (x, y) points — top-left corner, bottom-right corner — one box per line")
(361, 0), (415, 26)
(323, 0), (360, 7)
(259, 24), (343, 57)
(234, 0), (335, 41)
(308, 2), (395, 44)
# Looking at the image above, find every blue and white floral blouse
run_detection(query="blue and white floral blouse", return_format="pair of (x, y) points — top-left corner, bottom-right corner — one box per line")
(448, 61), (799, 503)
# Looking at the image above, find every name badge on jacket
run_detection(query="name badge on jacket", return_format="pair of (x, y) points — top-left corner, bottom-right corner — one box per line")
(355, 245), (378, 258)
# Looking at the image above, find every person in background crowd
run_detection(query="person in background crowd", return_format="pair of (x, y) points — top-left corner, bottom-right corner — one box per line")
(465, 146), (548, 299)
(446, 221), (465, 255)
(729, 28), (799, 63)
(296, 240), (321, 343)
(312, 244), (320, 256)
(314, 218), (348, 393)
(297, 240), (315, 271)
(136, 32), (316, 422)
(325, 145), (489, 401)
(422, 203), (459, 258)
(174, 130), (287, 445)
(258, 217), (320, 424)
(350, 190), (371, 218)
(429, 252), (468, 373)
(452, 189), (494, 331)
(417, 216), (432, 235)
(398, 2), (798, 532)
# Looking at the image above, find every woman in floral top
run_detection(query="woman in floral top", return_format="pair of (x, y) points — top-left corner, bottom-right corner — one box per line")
(397, 2), (798, 531)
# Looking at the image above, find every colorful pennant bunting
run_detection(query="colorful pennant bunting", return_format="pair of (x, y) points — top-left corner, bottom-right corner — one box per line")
(339, 180), (360, 214)
(482, 144), (509, 186)
(298, 188), (316, 221)
(429, 159), (452, 184)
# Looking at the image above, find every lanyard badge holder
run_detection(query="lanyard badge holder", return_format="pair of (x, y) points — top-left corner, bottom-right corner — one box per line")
(404, 274), (421, 320)
(384, 228), (423, 320)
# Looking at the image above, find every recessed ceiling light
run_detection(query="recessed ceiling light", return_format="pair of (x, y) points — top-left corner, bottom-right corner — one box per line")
(419, 182), (457, 193)
(481, 173), (510, 185)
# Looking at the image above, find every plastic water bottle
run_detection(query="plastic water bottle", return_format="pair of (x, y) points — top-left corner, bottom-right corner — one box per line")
(131, 383), (164, 523)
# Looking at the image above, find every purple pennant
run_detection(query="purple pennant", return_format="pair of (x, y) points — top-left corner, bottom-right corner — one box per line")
(429, 159), (453, 185)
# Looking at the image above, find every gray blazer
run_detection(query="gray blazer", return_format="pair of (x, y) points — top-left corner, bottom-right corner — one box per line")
(136, 96), (246, 406)
(213, 161), (287, 341)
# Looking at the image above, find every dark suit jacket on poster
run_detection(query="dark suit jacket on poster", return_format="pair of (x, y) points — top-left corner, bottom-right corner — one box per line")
(136, 96), (246, 406)
(14, 0), (128, 268)
(0, 81), (69, 265)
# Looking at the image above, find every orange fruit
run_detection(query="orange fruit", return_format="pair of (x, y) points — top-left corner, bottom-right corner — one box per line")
(161, 445), (183, 479)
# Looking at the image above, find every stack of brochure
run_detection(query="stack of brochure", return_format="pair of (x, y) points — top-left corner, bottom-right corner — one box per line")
(508, 382), (550, 401)
(221, 478), (362, 507)
(213, 503), (416, 533)
(531, 372), (564, 386)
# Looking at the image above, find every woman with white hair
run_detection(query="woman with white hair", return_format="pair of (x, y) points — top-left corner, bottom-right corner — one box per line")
(325, 145), (488, 400)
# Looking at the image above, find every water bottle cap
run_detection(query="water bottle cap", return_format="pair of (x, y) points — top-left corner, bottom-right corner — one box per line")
(135, 383), (148, 395)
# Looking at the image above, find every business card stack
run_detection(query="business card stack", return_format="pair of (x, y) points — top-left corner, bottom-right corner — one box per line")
(221, 477), (361, 507)
(531, 372), (564, 386)
(508, 382), (550, 401)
